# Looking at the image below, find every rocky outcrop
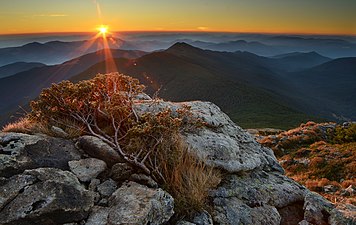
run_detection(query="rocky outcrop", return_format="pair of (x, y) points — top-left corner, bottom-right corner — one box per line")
(134, 101), (284, 173)
(0, 132), (81, 177)
(0, 99), (354, 224)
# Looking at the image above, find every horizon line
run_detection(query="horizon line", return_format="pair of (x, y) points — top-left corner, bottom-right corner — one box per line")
(1, 30), (356, 37)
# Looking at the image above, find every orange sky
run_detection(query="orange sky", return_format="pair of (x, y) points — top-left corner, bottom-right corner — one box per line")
(0, 0), (355, 35)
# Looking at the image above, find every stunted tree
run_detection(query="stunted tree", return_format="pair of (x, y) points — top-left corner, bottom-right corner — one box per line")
(29, 72), (221, 215)
(31, 73), (158, 174)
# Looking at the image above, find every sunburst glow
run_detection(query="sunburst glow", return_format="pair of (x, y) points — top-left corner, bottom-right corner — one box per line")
(98, 25), (108, 35)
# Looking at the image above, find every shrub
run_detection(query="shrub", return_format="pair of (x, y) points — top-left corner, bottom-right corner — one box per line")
(332, 123), (356, 144)
(26, 72), (221, 215)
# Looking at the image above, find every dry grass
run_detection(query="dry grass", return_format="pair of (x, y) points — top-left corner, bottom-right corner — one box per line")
(2, 117), (85, 138)
(49, 117), (86, 138)
(157, 135), (221, 216)
(2, 117), (49, 134)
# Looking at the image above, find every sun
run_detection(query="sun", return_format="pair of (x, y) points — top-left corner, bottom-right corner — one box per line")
(97, 25), (108, 36)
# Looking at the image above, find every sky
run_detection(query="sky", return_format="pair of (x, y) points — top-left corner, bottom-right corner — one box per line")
(0, 0), (355, 35)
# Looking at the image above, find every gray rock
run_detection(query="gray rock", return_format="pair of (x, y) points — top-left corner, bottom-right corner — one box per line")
(213, 197), (281, 225)
(0, 168), (94, 225)
(212, 171), (306, 224)
(69, 158), (107, 182)
(98, 198), (109, 207)
(97, 179), (117, 197)
(107, 181), (174, 225)
(76, 136), (124, 167)
(50, 126), (69, 138)
(303, 192), (354, 225)
(324, 184), (339, 193)
(110, 162), (134, 182)
(192, 210), (213, 225)
(0, 132), (81, 177)
(85, 206), (109, 225)
(0, 174), (37, 211)
(334, 204), (356, 224)
(93, 192), (101, 204)
(133, 101), (283, 173)
(303, 192), (334, 225)
(129, 173), (158, 188)
(88, 178), (101, 191)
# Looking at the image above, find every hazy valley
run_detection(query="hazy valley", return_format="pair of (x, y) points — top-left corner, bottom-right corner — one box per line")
(1, 33), (355, 129)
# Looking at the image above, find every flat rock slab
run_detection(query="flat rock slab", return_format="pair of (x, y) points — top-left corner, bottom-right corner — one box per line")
(0, 132), (81, 177)
(0, 168), (94, 225)
(69, 158), (107, 182)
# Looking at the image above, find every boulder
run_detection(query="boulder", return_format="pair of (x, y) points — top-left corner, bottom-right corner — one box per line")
(68, 158), (107, 182)
(0, 168), (94, 225)
(212, 170), (306, 225)
(133, 101), (283, 173)
(97, 179), (117, 197)
(107, 181), (174, 225)
(303, 192), (354, 225)
(110, 162), (134, 182)
(76, 136), (124, 167)
(0, 132), (81, 177)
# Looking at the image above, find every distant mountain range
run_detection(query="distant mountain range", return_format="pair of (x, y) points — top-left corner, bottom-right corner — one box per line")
(184, 37), (356, 58)
(0, 38), (139, 67)
(0, 34), (355, 67)
(0, 41), (355, 129)
(0, 62), (45, 79)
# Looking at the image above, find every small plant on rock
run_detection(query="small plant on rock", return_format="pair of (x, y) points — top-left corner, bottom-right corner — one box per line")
(8, 72), (221, 216)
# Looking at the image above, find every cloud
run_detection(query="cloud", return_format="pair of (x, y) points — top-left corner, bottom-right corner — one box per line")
(197, 26), (209, 31)
(34, 14), (68, 17)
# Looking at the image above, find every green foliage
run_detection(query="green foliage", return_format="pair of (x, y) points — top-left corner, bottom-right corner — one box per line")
(332, 123), (356, 144)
